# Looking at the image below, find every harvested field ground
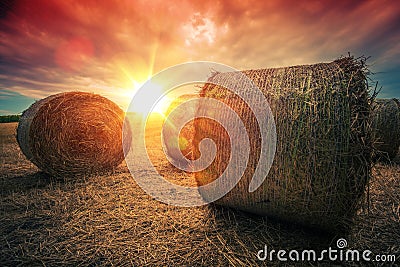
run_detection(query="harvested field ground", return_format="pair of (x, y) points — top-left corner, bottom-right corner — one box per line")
(0, 119), (399, 266)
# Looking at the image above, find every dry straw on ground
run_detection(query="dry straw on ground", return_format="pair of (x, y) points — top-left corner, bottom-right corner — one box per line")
(162, 94), (198, 168)
(17, 92), (131, 178)
(1, 121), (399, 266)
(193, 56), (373, 234)
(371, 98), (400, 160)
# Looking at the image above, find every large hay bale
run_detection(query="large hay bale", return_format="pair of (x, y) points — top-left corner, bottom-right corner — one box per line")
(17, 92), (131, 178)
(162, 94), (198, 168)
(193, 57), (372, 233)
(371, 98), (400, 160)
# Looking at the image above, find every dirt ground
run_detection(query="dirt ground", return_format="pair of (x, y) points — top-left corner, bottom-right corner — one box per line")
(0, 120), (399, 266)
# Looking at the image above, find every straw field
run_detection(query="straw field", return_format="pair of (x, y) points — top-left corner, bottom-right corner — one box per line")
(1, 119), (399, 266)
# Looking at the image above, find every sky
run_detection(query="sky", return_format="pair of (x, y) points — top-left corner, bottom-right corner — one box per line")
(0, 0), (399, 115)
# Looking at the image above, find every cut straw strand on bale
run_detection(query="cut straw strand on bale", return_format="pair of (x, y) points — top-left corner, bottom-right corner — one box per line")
(193, 56), (372, 234)
(371, 98), (400, 160)
(17, 92), (131, 178)
(162, 94), (198, 168)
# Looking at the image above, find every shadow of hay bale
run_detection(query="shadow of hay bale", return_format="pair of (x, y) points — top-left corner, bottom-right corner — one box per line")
(204, 204), (339, 262)
(373, 148), (400, 166)
(393, 152), (400, 165)
(0, 171), (53, 197)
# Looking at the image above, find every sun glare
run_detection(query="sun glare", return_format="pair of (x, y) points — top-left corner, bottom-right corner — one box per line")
(129, 80), (171, 115)
(114, 41), (169, 116)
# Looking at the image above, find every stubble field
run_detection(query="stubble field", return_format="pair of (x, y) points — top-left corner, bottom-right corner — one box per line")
(0, 119), (399, 266)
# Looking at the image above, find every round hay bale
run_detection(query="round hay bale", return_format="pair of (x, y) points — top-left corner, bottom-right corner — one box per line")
(162, 94), (198, 168)
(17, 92), (131, 178)
(193, 56), (372, 233)
(371, 98), (400, 160)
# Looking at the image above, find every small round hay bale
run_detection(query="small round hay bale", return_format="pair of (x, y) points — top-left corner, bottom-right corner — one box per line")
(17, 92), (131, 178)
(371, 98), (400, 160)
(193, 56), (372, 233)
(162, 94), (198, 168)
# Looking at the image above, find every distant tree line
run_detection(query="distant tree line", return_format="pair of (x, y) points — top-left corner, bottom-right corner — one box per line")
(0, 115), (21, 123)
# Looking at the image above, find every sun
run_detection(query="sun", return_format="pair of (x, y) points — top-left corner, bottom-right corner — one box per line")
(112, 41), (169, 116)
(129, 80), (171, 115)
